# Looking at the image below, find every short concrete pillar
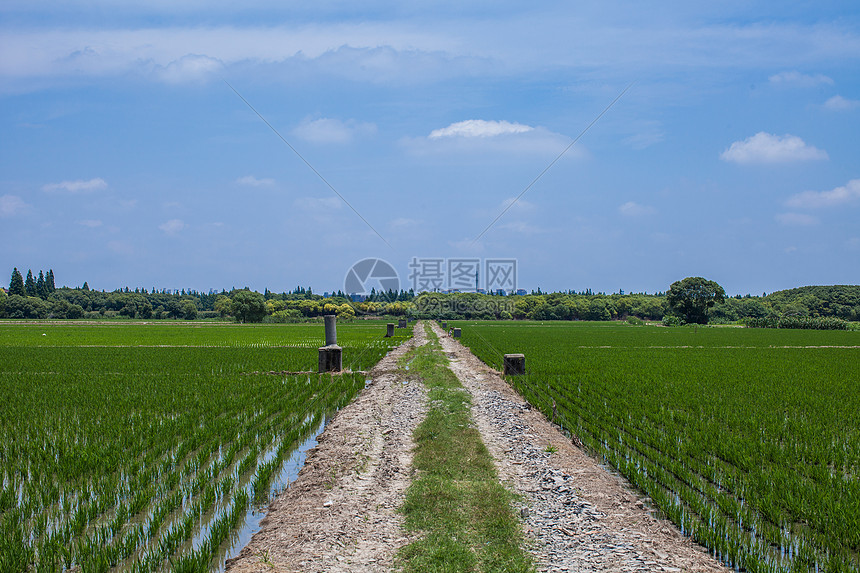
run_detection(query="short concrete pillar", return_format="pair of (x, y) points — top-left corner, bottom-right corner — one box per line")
(398, 318), (407, 328)
(441, 321), (447, 329)
(385, 323), (395, 337)
(324, 314), (337, 346)
(503, 354), (525, 375)
(318, 345), (342, 373)
(452, 328), (461, 338)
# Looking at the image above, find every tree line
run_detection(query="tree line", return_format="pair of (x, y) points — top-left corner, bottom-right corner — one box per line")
(2, 268), (858, 323)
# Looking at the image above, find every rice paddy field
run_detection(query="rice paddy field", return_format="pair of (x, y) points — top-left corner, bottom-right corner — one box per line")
(0, 320), (412, 572)
(454, 321), (860, 573)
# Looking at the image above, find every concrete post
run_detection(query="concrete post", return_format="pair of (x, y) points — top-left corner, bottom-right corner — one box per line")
(324, 314), (337, 346)
(318, 345), (342, 372)
(398, 318), (407, 328)
(452, 328), (461, 338)
(503, 354), (525, 375)
(319, 314), (341, 372)
(441, 321), (447, 329)
(386, 323), (395, 337)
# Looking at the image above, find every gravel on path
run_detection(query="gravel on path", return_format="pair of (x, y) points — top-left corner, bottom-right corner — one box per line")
(432, 321), (729, 573)
(225, 325), (428, 573)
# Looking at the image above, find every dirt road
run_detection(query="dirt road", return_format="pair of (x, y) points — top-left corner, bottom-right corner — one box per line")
(226, 321), (727, 572)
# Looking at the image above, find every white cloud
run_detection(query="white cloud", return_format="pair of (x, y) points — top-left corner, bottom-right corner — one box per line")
(292, 117), (376, 144)
(405, 122), (578, 156)
(43, 177), (108, 192)
(823, 95), (860, 111)
(786, 179), (860, 209)
(775, 212), (819, 226)
(0, 194), (29, 217)
(768, 71), (834, 87)
(156, 54), (222, 83)
(236, 175), (274, 187)
(720, 132), (827, 164)
(429, 120), (533, 139)
(159, 218), (186, 235)
(3, 16), (860, 92)
(77, 219), (103, 228)
(618, 201), (656, 217)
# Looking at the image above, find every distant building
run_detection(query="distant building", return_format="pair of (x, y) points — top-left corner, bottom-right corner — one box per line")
(515, 289), (528, 296)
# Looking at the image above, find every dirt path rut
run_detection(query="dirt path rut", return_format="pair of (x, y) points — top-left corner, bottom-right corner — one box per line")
(225, 326), (428, 573)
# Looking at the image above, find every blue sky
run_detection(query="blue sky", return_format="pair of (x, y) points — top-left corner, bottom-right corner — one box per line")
(2, 1), (859, 296)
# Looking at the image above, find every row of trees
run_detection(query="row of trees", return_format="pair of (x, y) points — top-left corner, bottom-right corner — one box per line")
(4, 268), (859, 324)
(8, 268), (56, 299)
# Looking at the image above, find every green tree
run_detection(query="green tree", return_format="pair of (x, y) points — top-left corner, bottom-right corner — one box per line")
(335, 303), (355, 319)
(182, 300), (198, 320)
(139, 302), (153, 319)
(25, 270), (37, 297)
(9, 268), (25, 296)
(666, 276), (726, 324)
(67, 303), (85, 319)
(36, 271), (48, 299)
(230, 290), (267, 323)
(4, 295), (48, 319)
(214, 295), (233, 318)
(46, 269), (56, 293)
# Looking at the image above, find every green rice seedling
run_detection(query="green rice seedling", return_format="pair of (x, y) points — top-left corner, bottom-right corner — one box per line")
(455, 320), (860, 572)
(0, 321), (410, 569)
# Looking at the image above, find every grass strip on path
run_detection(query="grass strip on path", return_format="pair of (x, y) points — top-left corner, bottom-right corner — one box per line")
(397, 323), (533, 573)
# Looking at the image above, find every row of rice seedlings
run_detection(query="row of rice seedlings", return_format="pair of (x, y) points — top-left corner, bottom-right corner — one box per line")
(457, 322), (860, 572)
(0, 323), (408, 570)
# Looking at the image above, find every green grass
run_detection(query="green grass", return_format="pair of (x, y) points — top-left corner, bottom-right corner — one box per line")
(0, 321), (412, 571)
(454, 320), (860, 573)
(397, 324), (533, 573)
